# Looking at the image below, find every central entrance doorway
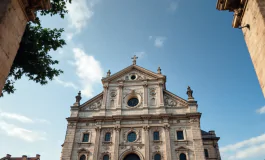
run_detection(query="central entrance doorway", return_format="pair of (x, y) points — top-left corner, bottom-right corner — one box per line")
(123, 153), (140, 160)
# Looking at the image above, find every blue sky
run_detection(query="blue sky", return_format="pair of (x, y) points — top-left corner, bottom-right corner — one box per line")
(1, 0), (265, 159)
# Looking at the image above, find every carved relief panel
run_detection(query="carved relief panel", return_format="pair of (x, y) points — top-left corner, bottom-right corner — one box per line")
(149, 87), (157, 107)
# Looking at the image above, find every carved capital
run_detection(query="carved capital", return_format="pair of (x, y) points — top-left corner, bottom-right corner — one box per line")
(95, 126), (101, 132)
(143, 126), (150, 131)
(163, 124), (170, 131)
(114, 126), (121, 132)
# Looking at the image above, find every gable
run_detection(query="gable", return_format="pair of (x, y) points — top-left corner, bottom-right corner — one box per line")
(163, 90), (188, 107)
(101, 65), (166, 83)
(79, 92), (103, 111)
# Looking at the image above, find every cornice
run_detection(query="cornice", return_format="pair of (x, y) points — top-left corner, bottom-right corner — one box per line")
(19, 0), (51, 21)
(216, 0), (249, 28)
(101, 65), (166, 83)
(79, 92), (104, 109)
(66, 113), (202, 122)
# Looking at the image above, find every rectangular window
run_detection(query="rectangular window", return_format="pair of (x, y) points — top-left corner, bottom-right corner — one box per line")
(82, 133), (89, 142)
(177, 131), (184, 140)
(153, 131), (160, 140)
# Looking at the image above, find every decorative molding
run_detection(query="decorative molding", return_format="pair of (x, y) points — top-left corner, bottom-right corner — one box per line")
(123, 128), (141, 143)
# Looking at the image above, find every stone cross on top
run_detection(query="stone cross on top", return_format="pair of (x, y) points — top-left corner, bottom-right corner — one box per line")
(131, 55), (138, 65)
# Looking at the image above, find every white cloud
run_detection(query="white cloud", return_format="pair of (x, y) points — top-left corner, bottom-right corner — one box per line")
(0, 121), (46, 142)
(66, 0), (98, 32)
(220, 133), (265, 159)
(66, 32), (74, 41)
(35, 119), (51, 125)
(169, 1), (179, 12)
(73, 48), (104, 98)
(54, 77), (78, 90)
(0, 110), (33, 123)
(154, 36), (167, 48)
(256, 106), (265, 114)
(134, 51), (146, 59)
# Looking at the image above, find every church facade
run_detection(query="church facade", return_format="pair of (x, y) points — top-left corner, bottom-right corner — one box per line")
(60, 57), (221, 160)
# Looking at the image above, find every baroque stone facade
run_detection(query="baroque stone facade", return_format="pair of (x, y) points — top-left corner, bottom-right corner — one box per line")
(0, 0), (50, 94)
(216, 0), (265, 97)
(61, 57), (221, 160)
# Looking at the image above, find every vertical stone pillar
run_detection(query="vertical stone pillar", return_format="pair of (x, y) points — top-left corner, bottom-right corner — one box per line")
(113, 125), (121, 160)
(101, 84), (108, 116)
(143, 81), (148, 108)
(93, 127), (101, 160)
(190, 116), (205, 160)
(0, 0), (51, 94)
(158, 83), (164, 107)
(143, 126), (150, 160)
(164, 124), (172, 160)
(61, 122), (77, 160)
(117, 83), (123, 115)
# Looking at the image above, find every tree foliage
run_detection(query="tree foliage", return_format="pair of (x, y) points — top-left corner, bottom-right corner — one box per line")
(1, 0), (72, 96)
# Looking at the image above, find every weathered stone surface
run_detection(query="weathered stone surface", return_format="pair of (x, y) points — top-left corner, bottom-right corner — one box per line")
(61, 61), (221, 160)
(216, 0), (265, 97)
(0, 0), (51, 94)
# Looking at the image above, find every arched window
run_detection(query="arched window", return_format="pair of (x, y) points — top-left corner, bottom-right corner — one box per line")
(103, 155), (109, 160)
(153, 131), (160, 140)
(80, 155), (86, 160)
(179, 153), (187, 160)
(204, 149), (209, 158)
(105, 132), (111, 141)
(127, 132), (137, 142)
(154, 154), (161, 160)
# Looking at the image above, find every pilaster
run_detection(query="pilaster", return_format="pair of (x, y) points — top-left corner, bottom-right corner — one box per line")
(143, 125), (150, 160)
(117, 83), (123, 115)
(190, 117), (206, 160)
(143, 81), (148, 108)
(113, 125), (121, 160)
(101, 84), (108, 116)
(163, 124), (172, 160)
(93, 126), (101, 160)
(158, 83), (164, 107)
(60, 122), (77, 160)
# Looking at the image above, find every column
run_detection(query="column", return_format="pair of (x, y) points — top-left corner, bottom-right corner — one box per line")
(143, 126), (150, 160)
(93, 127), (101, 160)
(164, 124), (172, 160)
(113, 126), (121, 160)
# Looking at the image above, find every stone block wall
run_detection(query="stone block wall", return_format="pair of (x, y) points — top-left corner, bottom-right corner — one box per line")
(0, 0), (27, 93)
(241, 0), (265, 97)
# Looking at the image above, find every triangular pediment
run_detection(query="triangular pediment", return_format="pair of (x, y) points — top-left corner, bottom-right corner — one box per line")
(102, 65), (166, 83)
(175, 146), (190, 151)
(163, 90), (188, 107)
(79, 92), (103, 111)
